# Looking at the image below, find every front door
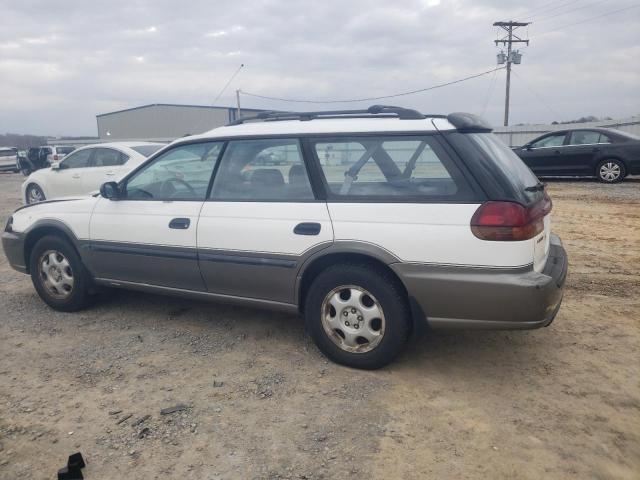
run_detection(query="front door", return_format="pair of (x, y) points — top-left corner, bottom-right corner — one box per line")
(47, 148), (94, 197)
(80, 147), (128, 194)
(198, 138), (333, 304)
(520, 132), (567, 176)
(88, 141), (223, 290)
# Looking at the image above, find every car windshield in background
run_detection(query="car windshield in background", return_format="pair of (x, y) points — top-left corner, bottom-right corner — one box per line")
(57, 146), (75, 154)
(131, 144), (163, 157)
(468, 133), (543, 204)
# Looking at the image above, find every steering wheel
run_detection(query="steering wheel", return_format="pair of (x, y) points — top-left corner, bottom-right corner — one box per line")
(161, 178), (197, 198)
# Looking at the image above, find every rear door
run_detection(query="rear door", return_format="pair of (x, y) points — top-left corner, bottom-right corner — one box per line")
(88, 142), (222, 290)
(561, 130), (611, 175)
(520, 132), (568, 176)
(197, 138), (333, 304)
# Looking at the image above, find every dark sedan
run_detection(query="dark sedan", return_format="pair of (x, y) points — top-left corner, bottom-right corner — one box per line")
(513, 128), (640, 183)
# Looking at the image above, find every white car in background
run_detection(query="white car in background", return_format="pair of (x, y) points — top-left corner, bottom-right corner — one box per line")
(0, 147), (20, 173)
(22, 142), (164, 204)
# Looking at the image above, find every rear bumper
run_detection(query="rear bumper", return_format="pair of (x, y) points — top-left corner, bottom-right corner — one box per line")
(2, 231), (27, 273)
(393, 234), (568, 330)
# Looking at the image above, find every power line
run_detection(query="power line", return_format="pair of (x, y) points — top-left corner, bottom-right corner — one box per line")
(518, 0), (563, 19)
(533, 4), (640, 36)
(524, 0), (584, 20)
(511, 69), (563, 121)
(240, 67), (505, 104)
(533, 0), (610, 23)
(480, 67), (499, 117)
(212, 63), (244, 106)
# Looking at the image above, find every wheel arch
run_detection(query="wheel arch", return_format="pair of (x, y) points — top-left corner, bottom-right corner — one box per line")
(295, 244), (423, 336)
(25, 181), (47, 203)
(23, 220), (82, 274)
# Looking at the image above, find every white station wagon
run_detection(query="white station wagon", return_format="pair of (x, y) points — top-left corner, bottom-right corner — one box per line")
(2, 106), (568, 369)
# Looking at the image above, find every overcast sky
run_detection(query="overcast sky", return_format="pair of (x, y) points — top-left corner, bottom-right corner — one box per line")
(1, 0), (639, 136)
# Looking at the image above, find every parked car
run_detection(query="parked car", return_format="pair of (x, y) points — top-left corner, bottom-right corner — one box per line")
(0, 147), (20, 173)
(19, 145), (77, 176)
(2, 106), (567, 369)
(22, 142), (164, 204)
(512, 128), (640, 183)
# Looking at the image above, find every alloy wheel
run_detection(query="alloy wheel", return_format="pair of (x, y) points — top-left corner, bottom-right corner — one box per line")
(321, 285), (385, 353)
(599, 162), (621, 182)
(38, 250), (74, 299)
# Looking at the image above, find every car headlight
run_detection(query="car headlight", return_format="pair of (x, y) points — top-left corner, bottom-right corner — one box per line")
(4, 216), (13, 232)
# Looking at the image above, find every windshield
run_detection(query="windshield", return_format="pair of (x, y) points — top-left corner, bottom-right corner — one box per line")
(131, 145), (163, 157)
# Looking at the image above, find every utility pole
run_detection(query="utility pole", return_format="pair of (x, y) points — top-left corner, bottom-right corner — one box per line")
(493, 21), (529, 126)
(236, 89), (242, 118)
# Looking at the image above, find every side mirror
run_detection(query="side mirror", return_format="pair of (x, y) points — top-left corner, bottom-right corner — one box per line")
(100, 181), (120, 200)
(525, 144), (533, 151)
(51, 162), (61, 170)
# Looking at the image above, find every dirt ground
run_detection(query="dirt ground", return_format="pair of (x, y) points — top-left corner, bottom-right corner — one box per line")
(0, 172), (638, 480)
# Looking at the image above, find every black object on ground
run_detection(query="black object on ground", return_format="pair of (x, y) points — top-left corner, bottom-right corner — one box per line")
(57, 452), (86, 480)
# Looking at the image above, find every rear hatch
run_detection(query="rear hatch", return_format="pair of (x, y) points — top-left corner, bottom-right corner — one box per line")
(443, 130), (552, 272)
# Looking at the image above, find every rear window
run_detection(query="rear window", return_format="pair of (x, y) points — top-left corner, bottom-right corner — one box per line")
(0, 149), (17, 157)
(448, 132), (543, 205)
(131, 145), (163, 157)
(56, 146), (75, 155)
(311, 135), (476, 201)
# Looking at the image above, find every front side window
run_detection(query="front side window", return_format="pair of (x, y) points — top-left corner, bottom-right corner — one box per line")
(125, 142), (222, 200)
(92, 148), (127, 167)
(210, 139), (314, 201)
(313, 135), (467, 199)
(568, 131), (610, 145)
(531, 133), (566, 148)
(61, 149), (92, 169)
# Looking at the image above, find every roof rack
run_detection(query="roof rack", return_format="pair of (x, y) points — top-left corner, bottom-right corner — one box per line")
(228, 105), (432, 125)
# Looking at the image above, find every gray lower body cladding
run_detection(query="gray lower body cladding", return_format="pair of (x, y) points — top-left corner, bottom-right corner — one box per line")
(2, 231), (27, 273)
(392, 234), (568, 329)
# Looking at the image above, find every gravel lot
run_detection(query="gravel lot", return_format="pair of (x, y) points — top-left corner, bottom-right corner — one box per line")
(0, 172), (638, 480)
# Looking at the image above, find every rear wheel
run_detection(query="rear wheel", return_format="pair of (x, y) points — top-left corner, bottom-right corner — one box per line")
(304, 264), (410, 369)
(26, 183), (46, 204)
(29, 235), (93, 312)
(596, 159), (625, 183)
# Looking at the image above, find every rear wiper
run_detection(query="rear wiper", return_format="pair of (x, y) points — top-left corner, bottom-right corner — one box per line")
(524, 182), (545, 192)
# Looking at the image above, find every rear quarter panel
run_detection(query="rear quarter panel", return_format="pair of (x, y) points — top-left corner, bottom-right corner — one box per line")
(327, 203), (536, 268)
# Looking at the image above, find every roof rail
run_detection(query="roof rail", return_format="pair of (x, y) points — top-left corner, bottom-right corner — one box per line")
(228, 105), (430, 125)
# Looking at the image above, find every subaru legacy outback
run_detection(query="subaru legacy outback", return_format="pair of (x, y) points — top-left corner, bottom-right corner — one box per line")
(2, 106), (567, 369)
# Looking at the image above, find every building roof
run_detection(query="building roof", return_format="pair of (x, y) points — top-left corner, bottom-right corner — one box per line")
(96, 103), (265, 118)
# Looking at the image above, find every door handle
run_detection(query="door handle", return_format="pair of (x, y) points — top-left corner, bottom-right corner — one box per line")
(72, 173), (80, 179)
(592, 147), (601, 152)
(294, 222), (321, 236)
(105, 171), (115, 176)
(169, 218), (190, 229)
(553, 150), (561, 155)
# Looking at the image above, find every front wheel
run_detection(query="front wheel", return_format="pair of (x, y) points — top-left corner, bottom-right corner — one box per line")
(29, 235), (93, 312)
(304, 264), (410, 369)
(597, 159), (625, 183)
(26, 183), (46, 204)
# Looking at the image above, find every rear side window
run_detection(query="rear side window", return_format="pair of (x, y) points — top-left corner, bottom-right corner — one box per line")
(568, 131), (610, 145)
(92, 148), (127, 167)
(311, 135), (474, 200)
(210, 139), (314, 201)
(56, 146), (75, 155)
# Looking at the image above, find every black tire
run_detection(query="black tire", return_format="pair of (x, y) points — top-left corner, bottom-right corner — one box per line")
(304, 263), (410, 369)
(29, 235), (93, 312)
(26, 183), (45, 204)
(596, 159), (625, 183)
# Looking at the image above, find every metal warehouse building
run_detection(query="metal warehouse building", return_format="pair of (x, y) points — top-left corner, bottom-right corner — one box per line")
(96, 104), (266, 142)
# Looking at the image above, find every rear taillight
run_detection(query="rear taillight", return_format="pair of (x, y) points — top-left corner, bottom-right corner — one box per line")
(53, 154), (59, 161)
(471, 193), (552, 241)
